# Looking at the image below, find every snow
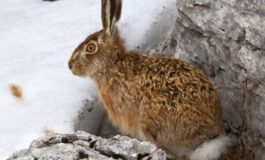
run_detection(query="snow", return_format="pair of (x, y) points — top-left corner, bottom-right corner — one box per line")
(0, 0), (175, 159)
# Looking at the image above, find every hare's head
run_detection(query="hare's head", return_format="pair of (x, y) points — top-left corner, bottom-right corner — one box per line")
(68, 0), (123, 77)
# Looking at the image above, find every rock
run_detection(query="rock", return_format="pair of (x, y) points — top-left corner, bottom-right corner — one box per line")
(146, 0), (265, 159)
(7, 131), (167, 160)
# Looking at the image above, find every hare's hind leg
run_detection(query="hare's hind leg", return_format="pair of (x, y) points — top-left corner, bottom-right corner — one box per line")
(138, 100), (191, 156)
(139, 98), (223, 157)
(139, 115), (191, 157)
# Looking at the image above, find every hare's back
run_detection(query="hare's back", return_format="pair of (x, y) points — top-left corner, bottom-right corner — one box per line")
(139, 57), (219, 103)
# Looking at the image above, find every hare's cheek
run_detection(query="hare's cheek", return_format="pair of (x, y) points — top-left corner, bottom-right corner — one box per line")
(82, 54), (97, 68)
(85, 53), (92, 59)
(80, 53), (92, 63)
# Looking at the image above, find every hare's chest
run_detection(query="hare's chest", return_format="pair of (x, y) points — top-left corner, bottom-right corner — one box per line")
(99, 86), (119, 121)
(98, 85), (140, 137)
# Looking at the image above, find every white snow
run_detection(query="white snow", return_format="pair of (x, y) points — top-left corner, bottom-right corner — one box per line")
(0, 0), (175, 159)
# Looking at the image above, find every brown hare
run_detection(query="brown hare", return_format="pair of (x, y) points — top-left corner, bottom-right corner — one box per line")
(68, 0), (232, 159)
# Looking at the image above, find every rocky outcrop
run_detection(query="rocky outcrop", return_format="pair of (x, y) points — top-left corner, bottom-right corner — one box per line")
(145, 0), (265, 159)
(8, 131), (167, 160)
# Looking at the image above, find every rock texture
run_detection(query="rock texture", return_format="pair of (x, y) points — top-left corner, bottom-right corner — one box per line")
(146, 0), (265, 159)
(8, 131), (167, 160)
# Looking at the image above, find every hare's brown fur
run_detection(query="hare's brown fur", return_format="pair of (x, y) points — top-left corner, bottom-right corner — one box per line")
(69, 30), (223, 156)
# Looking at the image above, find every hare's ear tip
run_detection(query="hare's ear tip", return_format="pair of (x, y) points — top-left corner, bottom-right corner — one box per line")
(101, 0), (123, 30)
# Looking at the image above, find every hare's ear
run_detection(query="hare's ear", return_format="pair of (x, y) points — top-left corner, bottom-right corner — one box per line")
(101, 0), (123, 36)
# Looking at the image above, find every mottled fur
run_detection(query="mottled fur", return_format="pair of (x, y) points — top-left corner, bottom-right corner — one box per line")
(68, 0), (227, 159)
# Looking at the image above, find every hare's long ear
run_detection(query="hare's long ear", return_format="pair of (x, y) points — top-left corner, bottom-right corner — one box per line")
(101, 0), (123, 36)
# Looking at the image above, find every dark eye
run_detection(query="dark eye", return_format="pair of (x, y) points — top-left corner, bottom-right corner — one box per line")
(86, 44), (95, 52)
(85, 41), (98, 54)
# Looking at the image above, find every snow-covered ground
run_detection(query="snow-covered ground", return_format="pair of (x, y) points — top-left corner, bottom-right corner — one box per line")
(0, 0), (175, 159)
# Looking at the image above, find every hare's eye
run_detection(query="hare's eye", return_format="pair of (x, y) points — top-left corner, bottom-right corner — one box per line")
(85, 41), (98, 54)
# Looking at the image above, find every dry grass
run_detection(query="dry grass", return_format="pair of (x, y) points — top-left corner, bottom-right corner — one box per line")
(9, 83), (23, 99)
(42, 127), (56, 136)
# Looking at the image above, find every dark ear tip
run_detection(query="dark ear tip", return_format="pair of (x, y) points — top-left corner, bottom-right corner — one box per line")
(101, 0), (123, 33)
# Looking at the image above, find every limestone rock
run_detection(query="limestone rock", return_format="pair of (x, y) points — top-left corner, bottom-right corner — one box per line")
(7, 131), (167, 160)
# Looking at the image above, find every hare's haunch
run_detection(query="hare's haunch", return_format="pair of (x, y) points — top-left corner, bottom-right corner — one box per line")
(68, 0), (232, 159)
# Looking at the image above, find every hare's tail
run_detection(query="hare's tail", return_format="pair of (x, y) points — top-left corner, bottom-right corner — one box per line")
(189, 135), (233, 160)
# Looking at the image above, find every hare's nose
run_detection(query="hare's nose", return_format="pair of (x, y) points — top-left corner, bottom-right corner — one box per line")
(68, 60), (73, 69)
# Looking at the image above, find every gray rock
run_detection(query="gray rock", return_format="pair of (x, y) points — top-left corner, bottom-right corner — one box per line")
(8, 131), (167, 160)
(148, 0), (265, 159)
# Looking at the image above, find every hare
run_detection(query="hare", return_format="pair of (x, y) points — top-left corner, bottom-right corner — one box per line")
(68, 0), (232, 159)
